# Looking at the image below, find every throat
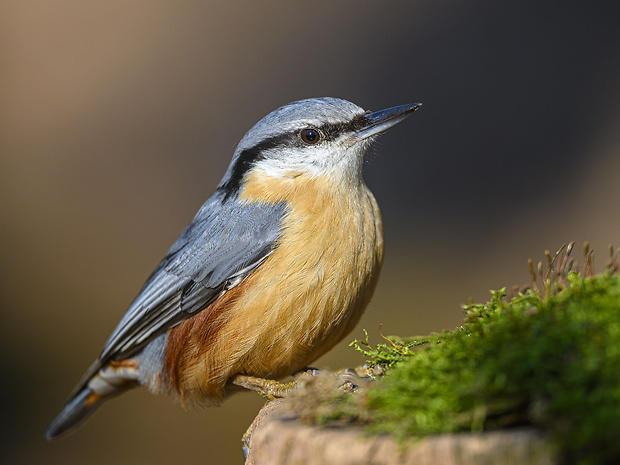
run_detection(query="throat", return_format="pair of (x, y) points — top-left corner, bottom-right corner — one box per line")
(239, 168), (364, 209)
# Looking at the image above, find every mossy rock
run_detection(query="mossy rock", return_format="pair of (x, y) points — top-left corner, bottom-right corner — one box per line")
(319, 246), (620, 465)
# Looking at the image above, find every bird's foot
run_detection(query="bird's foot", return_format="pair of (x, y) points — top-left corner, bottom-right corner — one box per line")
(231, 374), (298, 400)
(233, 365), (373, 402)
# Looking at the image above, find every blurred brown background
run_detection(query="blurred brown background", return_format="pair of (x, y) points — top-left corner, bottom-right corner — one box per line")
(2, 1), (620, 464)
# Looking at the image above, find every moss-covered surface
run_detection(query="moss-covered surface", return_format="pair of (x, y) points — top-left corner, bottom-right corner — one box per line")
(320, 245), (620, 465)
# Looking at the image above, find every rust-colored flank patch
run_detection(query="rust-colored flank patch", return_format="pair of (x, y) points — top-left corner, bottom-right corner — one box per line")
(163, 279), (249, 395)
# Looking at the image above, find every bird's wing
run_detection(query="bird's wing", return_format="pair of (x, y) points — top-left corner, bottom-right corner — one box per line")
(72, 196), (287, 396)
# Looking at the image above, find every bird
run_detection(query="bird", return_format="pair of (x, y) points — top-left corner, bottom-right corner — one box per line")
(45, 97), (421, 440)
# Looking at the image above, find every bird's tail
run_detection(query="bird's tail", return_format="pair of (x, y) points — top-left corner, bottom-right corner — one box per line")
(45, 388), (104, 440)
(46, 360), (140, 440)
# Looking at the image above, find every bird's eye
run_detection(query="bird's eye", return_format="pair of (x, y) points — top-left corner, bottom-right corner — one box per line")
(299, 128), (321, 145)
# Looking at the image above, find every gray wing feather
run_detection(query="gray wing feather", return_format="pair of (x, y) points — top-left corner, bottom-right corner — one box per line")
(82, 196), (286, 388)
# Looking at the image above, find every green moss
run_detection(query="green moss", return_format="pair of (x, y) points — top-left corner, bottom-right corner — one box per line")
(359, 271), (620, 464)
(313, 245), (620, 463)
(349, 329), (434, 371)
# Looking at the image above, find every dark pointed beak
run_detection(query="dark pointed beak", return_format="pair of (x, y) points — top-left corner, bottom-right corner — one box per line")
(355, 103), (422, 140)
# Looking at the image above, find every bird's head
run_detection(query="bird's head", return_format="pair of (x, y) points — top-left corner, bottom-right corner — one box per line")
(218, 97), (420, 199)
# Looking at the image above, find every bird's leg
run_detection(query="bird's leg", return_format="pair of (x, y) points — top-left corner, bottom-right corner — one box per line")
(231, 374), (298, 400)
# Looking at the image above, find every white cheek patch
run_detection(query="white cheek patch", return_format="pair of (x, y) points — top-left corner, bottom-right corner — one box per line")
(253, 146), (332, 179)
(252, 139), (368, 181)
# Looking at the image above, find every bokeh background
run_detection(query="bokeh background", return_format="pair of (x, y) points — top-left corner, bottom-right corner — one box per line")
(2, 1), (620, 464)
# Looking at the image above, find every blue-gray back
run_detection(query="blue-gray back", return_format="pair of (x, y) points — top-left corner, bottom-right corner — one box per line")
(70, 193), (287, 396)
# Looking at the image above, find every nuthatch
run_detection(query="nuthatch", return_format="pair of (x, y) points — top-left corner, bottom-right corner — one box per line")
(46, 97), (420, 439)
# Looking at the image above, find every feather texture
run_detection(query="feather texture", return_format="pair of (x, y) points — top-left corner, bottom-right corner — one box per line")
(161, 169), (383, 404)
(67, 194), (287, 400)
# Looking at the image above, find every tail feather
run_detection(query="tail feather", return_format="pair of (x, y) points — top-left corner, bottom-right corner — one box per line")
(46, 359), (141, 440)
(45, 388), (102, 440)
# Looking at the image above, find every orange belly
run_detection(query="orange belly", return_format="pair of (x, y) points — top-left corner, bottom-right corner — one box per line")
(163, 170), (384, 406)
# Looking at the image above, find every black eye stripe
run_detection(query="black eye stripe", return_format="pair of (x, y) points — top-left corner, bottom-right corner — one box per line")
(318, 114), (370, 138)
(298, 114), (370, 143)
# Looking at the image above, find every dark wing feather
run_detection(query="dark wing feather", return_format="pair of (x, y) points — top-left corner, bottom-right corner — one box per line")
(70, 195), (287, 397)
